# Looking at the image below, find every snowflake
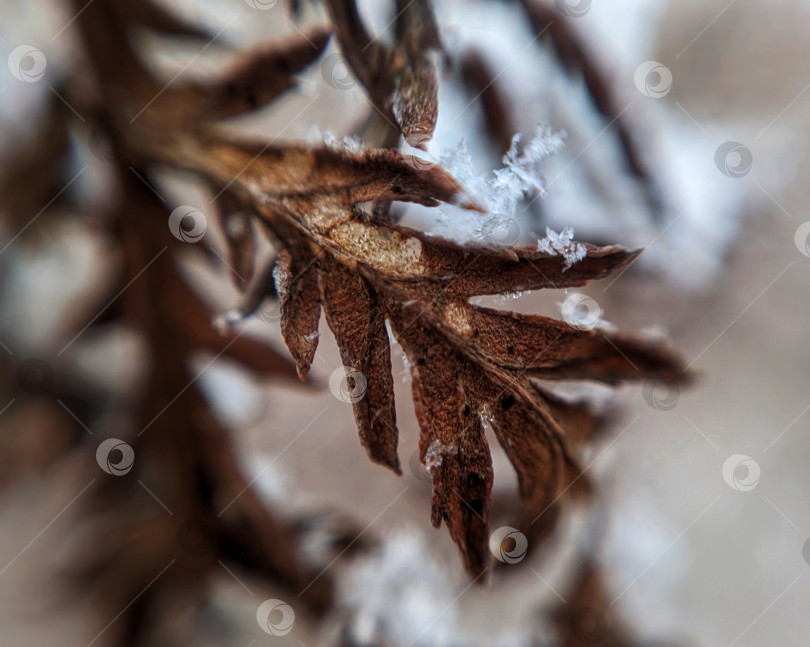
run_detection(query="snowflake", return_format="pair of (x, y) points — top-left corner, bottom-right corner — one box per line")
(436, 125), (566, 245)
(537, 226), (587, 270)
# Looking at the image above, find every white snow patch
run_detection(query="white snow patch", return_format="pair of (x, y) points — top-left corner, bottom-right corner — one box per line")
(432, 125), (565, 244)
(502, 127), (566, 197)
(493, 290), (524, 304)
(303, 124), (366, 155)
(536, 226), (587, 270)
(424, 439), (456, 474)
(335, 529), (462, 646)
(271, 260), (290, 299)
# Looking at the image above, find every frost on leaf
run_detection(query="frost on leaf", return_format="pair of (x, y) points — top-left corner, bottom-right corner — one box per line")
(537, 226), (587, 270)
(501, 126), (566, 197)
(70, 0), (693, 581)
(305, 125), (367, 155)
(436, 125), (565, 245)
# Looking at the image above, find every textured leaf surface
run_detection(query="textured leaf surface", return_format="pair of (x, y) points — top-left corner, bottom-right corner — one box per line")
(68, 0), (693, 579)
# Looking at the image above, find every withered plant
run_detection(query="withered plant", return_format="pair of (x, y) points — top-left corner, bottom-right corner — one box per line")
(0, 0), (691, 645)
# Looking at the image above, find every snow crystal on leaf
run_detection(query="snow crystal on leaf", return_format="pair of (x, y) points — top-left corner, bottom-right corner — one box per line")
(537, 226), (586, 270)
(324, 132), (365, 155)
(437, 139), (478, 194)
(494, 290), (524, 304)
(435, 125), (566, 246)
(271, 261), (290, 299)
(303, 125), (365, 154)
(502, 127), (566, 197)
(424, 439), (456, 474)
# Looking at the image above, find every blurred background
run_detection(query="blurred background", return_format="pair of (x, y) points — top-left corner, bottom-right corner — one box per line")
(1, 0), (809, 645)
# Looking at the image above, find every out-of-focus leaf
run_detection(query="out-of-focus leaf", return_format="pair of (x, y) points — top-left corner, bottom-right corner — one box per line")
(325, 0), (442, 146)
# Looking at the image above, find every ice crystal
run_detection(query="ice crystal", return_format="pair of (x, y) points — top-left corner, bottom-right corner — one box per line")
(303, 124), (365, 154)
(271, 260), (290, 299)
(537, 226), (587, 270)
(436, 125), (565, 245)
(424, 439), (456, 474)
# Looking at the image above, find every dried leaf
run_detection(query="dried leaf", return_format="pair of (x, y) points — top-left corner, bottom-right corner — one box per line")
(141, 130), (689, 575)
(325, 0), (442, 145)
(214, 189), (256, 288)
(187, 29), (331, 121)
(277, 246), (322, 380)
(321, 257), (399, 472)
(462, 306), (686, 384)
(486, 380), (580, 526)
(551, 564), (634, 647)
(157, 137), (471, 212)
(0, 93), (71, 227)
(113, 0), (213, 39)
(409, 238), (641, 298)
(393, 316), (493, 574)
(67, 0), (694, 581)
(460, 48), (515, 154)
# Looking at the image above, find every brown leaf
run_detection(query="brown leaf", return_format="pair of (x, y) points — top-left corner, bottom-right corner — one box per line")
(483, 380), (580, 536)
(215, 189), (256, 289)
(276, 247), (322, 380)
(162, 137), (472, 211)
(462, 305), (689, 384)
(391, 0), (442, 145)
(412, 238), (641, 298)
(113, 0), (213, 39)
(460, 48), (515, 154)
(325, 0), (442, 145)
(188, 29), (331, 121)
(0, 93), (71, 228)
(393, 317), (492, 575)
(320, 257), (400, 473)
(146, 130), (689, 575)
(141, 130), (689, 574)
(68, 0), (694, 581)
(552, 564), (634, 647)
